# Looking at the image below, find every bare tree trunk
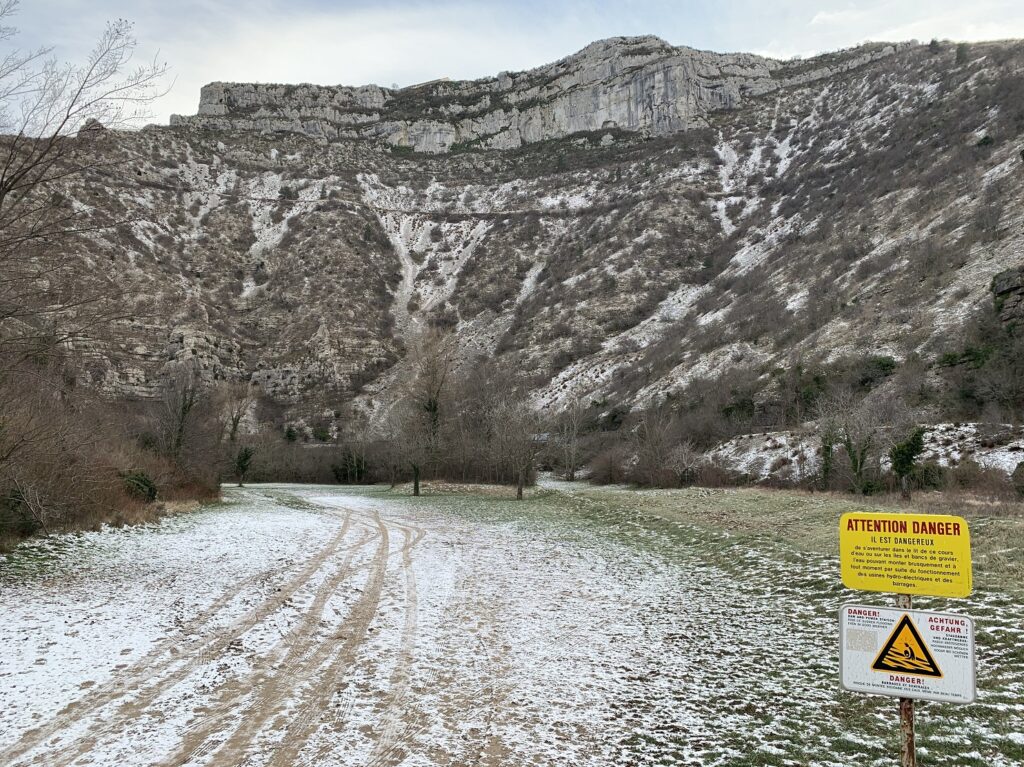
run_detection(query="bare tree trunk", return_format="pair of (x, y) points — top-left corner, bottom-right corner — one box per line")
(900, 474), (911, 501)
(412, 464), (420, 497)
(12, 478), (50, 536)
(516, 468), (524, 500)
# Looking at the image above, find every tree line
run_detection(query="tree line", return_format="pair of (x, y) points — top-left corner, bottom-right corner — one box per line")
(0, 4), (177, 547)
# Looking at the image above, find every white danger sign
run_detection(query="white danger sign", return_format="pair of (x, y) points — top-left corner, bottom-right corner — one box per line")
(839, 604), (976, 704)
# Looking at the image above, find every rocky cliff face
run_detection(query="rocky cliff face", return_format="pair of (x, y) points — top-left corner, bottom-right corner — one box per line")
(169, 36), (903, 153)
(993, 266), (1024, 326)
(56, 36), (1024, 431)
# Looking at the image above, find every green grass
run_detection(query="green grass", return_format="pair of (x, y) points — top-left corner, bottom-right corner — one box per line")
(372, 480), (1023, 766)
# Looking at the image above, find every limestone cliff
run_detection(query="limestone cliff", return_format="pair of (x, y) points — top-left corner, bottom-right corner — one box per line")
(169, 36), (903, 153)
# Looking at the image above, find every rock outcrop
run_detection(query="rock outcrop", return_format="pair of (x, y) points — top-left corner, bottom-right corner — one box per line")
(170, 36), (903, 153)
(993, 265), (1024, 326)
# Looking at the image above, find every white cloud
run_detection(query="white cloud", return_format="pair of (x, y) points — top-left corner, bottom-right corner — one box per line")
(810, 8), (867, 27)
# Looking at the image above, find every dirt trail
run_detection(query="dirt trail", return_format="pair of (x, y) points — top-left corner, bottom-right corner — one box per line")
(0, 495), (436, 767)
(359, 522), (424, 767)
(1, 507), (356, 766)
(159, 517), (383, 767)
(270, 516), (427, 767)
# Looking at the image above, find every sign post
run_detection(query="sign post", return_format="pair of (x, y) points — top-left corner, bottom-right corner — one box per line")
(896, 593), (916, 767)
(838, 512), (974, 767)
(839, 604), (976, 702)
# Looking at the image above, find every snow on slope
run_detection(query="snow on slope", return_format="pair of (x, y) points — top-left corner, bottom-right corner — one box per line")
(709, 423), (1024, 481)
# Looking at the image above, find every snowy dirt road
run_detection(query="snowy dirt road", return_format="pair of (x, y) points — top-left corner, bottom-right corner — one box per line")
(1, 484), (1021, 766)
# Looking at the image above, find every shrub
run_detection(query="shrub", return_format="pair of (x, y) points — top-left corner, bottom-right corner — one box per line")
(695, 461), (741, 488)
(589, 445), (627, 484)
(0, 490), (40, 539)
(854, 355), (897, 390)
(912, 461), (946, 491)
(122, 470), (158, 503)
(860, 478), (886, 496)
(946, 459), (1016, 498)
(1013, 461), (1024, 497)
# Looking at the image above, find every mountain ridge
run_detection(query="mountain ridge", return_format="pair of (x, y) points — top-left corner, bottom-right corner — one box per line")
(168, 36), (906, 153)
(50, 35), (1024, 442)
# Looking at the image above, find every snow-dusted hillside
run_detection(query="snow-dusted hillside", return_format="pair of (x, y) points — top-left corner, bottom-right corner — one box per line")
(709, 423), (1024, 480)
(60, 37), (1024, 425)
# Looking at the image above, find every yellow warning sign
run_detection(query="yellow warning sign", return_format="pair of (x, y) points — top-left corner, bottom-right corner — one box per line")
(871, 614), (942, 677)
(839, 512), (972, 598)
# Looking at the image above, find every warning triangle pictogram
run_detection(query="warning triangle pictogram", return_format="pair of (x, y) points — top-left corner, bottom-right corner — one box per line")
(871, 614), (942, 677)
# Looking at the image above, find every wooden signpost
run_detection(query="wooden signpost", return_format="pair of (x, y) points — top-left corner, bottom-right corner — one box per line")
(838, 512), (974, 767)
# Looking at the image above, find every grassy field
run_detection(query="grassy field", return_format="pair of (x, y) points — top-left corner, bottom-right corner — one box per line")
(2, 480), (1020, 766)
(388, 479), (1024, 765)
(572, 484), (1024, 597)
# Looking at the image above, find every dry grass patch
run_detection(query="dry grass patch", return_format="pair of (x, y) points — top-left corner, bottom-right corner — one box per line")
(574, 485), (1024, 594)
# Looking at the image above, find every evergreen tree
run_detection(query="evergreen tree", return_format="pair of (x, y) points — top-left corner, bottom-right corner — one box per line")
(890, 428), (926, 500)
(234, 447), (255, 487)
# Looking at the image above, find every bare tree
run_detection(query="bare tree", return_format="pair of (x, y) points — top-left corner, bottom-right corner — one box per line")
(555, 397), (586, 481)
(493, 395), (544, 500)
(817, 388), (874, 494)
(0, 359), (127, 535)
(817, 388), (912, 494)
(393, 393), (434, 497)
(374, 410), (406, 489)
(216, 381), (256, 443)
(666, 440), (703, 487)
(397, 331), (457, 495)
(156, 364), (212, 467)
(0, 3), (168, 361)
(446, 357), (515, 483)
(0, 8), (174, 537)
(630, 406), (674, 487)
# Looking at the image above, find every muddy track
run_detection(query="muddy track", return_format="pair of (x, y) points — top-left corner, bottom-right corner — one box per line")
(159, 514), (384, 767)
(1, 504), (357, 767)
(363, 521), (426, 767)
(2, 493), (449, 767)
(263, 510), (402, 767)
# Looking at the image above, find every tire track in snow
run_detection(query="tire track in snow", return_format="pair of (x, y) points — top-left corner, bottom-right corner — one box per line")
(268, 514), (425, 767)
(264, 510), (390, 767)
(362, 520), (425, 767)
(1, 508), (356, 767)
(159, 513), (383, 767)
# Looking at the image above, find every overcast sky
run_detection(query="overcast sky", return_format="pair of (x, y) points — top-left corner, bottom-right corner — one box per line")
(14, 0), (1024, 125)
